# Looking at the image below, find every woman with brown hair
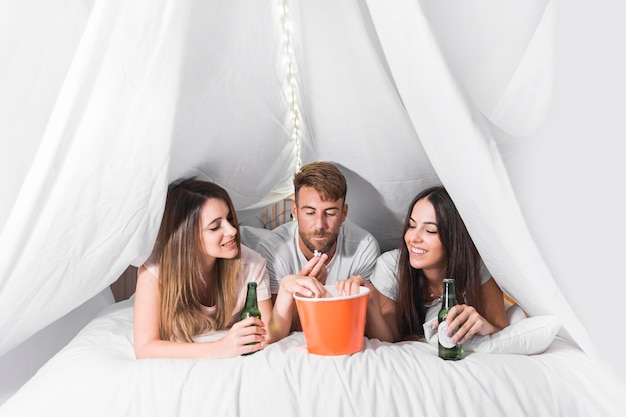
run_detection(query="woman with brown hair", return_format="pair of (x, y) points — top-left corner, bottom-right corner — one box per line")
(337, 185), (508, 343)
(133, 178), (325, 359)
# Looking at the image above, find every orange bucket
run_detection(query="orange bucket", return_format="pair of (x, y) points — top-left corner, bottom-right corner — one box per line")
(294, 285), (370, 356)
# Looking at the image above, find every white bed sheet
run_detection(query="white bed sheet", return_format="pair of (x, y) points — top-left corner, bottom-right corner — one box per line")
(1, 299), (624, 417)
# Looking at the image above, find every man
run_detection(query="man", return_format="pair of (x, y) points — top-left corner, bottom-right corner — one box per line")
(255, 161), (380, 329)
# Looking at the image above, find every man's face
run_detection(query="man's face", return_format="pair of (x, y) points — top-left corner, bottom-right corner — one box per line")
(292, 186), (348, 256)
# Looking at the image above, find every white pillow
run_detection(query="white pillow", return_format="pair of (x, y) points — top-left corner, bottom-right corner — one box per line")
(463, 315), (561, 355)
(422, 304), (561, 355)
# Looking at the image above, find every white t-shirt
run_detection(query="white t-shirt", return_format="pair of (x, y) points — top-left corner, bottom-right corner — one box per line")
(144, 245), (270, 325)
(255, 220), (380, 294)
(370, 248), (491, 302)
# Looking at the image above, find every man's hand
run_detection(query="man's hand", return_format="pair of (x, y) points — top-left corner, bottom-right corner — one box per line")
(335, 275), (372, 297)
(298, 253), (328, 285)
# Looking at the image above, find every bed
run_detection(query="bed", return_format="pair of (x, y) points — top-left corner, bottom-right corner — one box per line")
(1, 297), (624, 417)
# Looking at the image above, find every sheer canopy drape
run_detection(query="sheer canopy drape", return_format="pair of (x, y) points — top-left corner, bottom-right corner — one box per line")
(1, 0), (623, 381)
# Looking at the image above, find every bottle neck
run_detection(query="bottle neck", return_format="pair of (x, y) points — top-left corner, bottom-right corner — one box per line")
(244, 283), (258, 309)
(441, 280), (457, 309)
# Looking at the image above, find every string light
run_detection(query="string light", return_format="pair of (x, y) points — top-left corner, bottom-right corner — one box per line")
(279, 0), (302, 173)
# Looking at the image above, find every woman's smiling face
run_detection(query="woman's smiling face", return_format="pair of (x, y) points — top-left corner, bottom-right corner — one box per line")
(404, 198), (447, 276)
(200, 198), (238, 260)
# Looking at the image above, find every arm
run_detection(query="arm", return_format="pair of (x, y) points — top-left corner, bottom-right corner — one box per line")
(256, 234), (329, 333)
(375, 291), (400, 342)
(133, 266), (266, 359)
(267, 253), (329, 332)
(258, 298), (274, 334)
(266, 274), (327, 343)
(479, 277), (508, 330)
(335, 276), (399, 342)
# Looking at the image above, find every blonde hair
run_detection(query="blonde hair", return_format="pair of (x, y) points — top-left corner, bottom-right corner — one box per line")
(155, 178), (241, 342)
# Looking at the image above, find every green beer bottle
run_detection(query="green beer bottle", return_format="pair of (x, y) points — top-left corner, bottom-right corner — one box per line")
(240, 282), (261, 354)
(438, 278), (463, 360)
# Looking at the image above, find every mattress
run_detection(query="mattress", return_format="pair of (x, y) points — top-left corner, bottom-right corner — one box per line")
(1, 299), (624, 417)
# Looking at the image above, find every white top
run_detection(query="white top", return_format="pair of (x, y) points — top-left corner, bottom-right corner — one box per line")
(370, 248), (491, 302)
(144, 245), (270, 325)
(255, 220), (380, 294)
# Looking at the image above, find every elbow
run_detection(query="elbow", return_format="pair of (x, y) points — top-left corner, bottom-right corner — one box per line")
(133, 341), (153, 359)
(134, 347), (147, 360)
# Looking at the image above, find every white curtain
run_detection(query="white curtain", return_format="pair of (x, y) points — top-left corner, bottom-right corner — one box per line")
(365, 0), (587, 348)
(1, 0), (624, 382)
(0, 0), (187, 353)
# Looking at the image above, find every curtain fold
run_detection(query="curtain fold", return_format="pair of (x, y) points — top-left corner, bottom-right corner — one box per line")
(365, 0), (592, 355)
(0, 0), (91, 234)
(0, 0), (190, 355)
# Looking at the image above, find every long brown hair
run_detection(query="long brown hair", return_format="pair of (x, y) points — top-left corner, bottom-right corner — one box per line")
(155, 178), (241, 342)
(396, 186), (482, 339)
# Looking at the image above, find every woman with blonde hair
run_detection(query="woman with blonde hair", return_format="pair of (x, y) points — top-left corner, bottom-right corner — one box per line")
(133, 178), (325, 359)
